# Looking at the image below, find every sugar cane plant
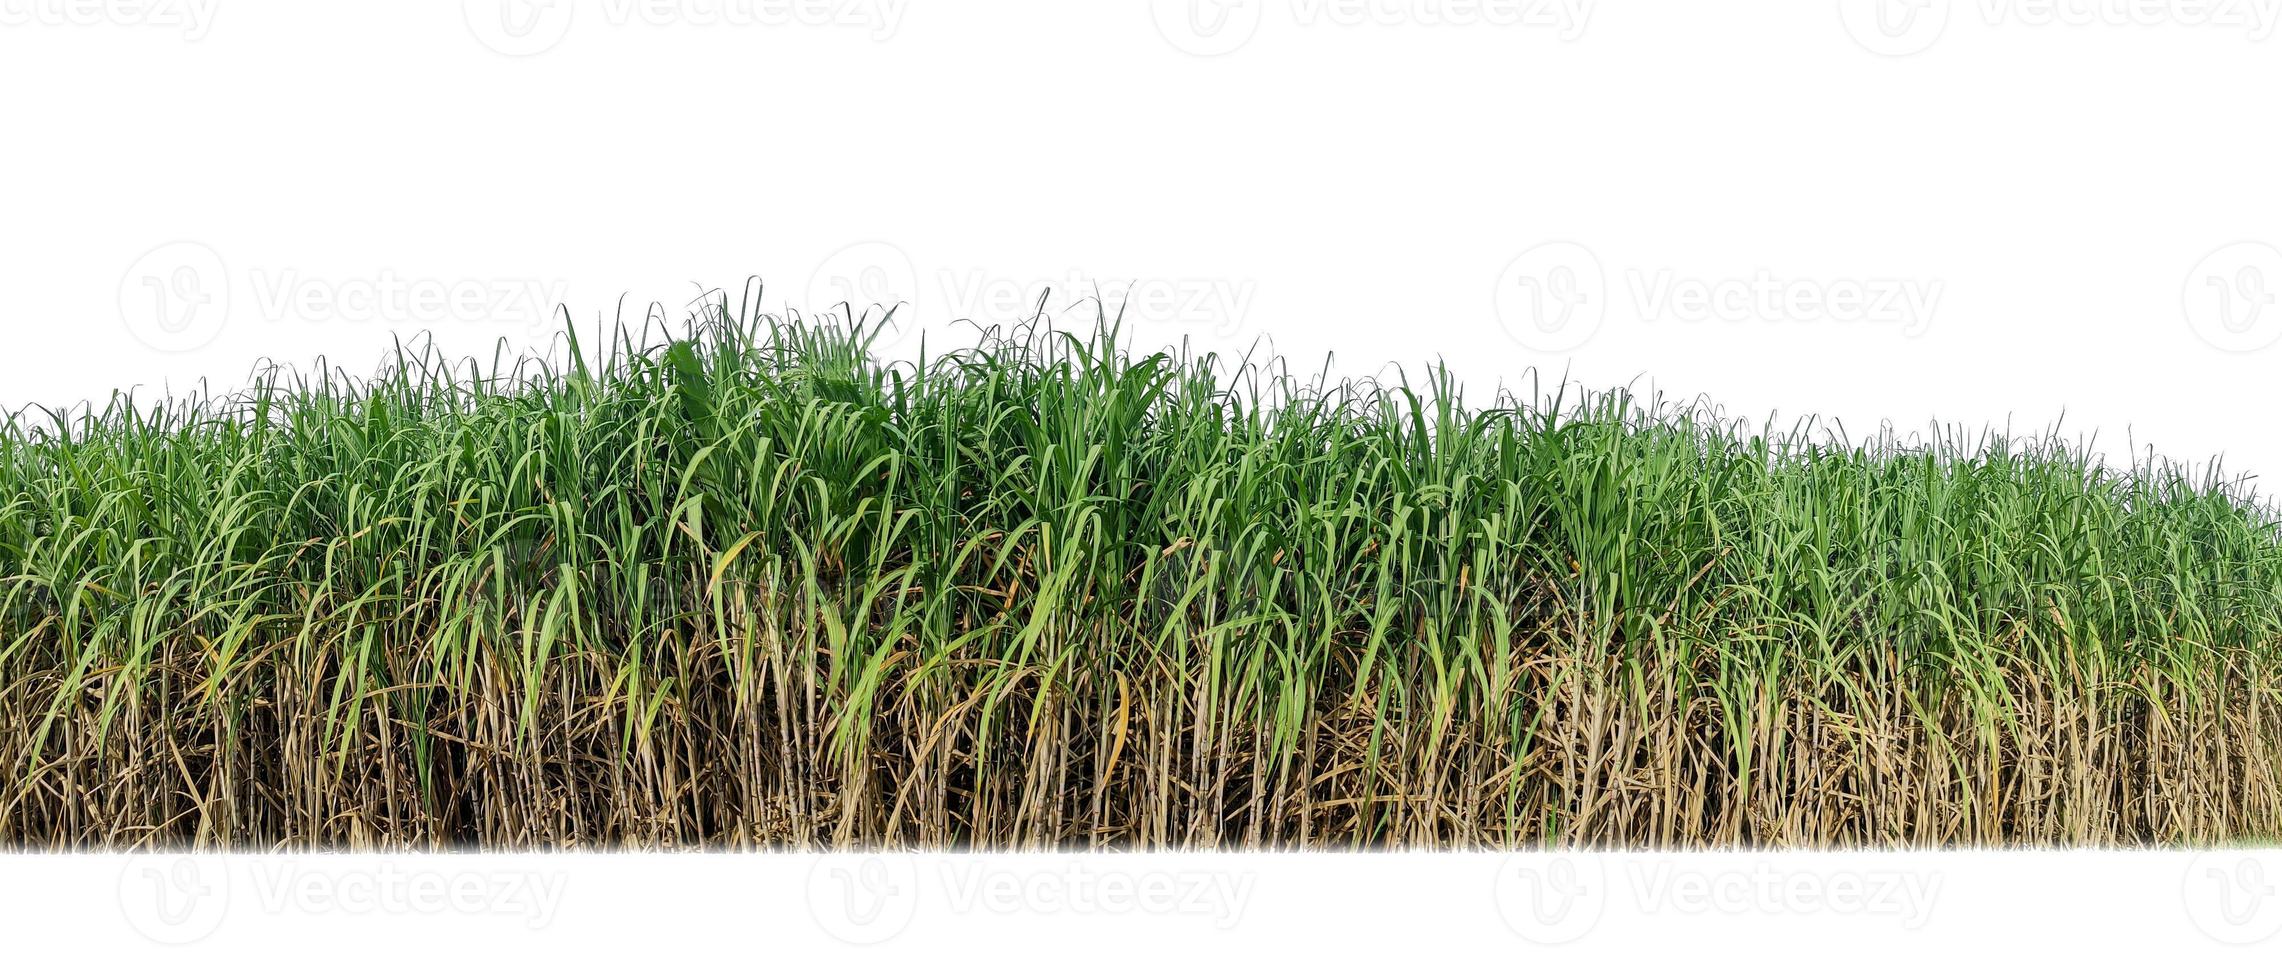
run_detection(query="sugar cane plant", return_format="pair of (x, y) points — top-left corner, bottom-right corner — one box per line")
(4, 284), (2281, 849)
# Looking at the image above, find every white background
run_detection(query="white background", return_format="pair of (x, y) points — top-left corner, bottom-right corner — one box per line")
(5, 0), (2282, 971)
(15, 850), (2282, 974)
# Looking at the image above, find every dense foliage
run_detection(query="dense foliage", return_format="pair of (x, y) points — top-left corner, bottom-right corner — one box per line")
(5, 289), (2280, 847)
